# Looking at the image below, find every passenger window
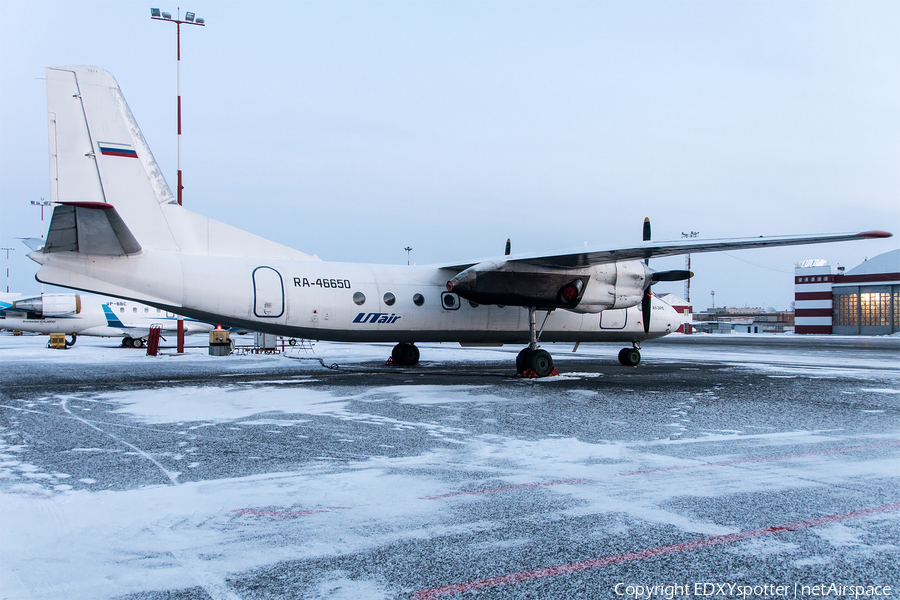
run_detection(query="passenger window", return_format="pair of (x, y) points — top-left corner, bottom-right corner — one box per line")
(413, 293), (425, 306)
(353, 292), (366, 306)
(383, 292), (396, 306)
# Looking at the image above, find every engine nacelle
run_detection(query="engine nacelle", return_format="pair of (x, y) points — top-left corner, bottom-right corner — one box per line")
(12, 294), (81, 317)
(573, 260), (648, 313)
(446, 260), (649, 312)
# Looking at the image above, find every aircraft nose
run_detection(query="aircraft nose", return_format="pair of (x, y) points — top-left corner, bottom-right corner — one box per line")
(666, 303), (683, 331)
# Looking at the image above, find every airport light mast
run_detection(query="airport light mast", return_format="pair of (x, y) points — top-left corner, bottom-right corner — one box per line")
(150, 7), (205, 353)
(2, 248), (13, 293)
(681, 231), (699, 334)
(681, 231), (699, 302)
(31, 199), (52, 225)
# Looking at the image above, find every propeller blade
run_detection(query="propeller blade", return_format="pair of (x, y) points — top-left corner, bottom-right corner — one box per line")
(642, 290), (652, 337)
(651, 269), (693, 283)
(643, 218), (651, 265)
(505, 238), (511, 256)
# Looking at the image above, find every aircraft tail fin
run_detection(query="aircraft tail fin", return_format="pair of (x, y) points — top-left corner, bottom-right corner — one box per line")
(102, 304), (126, 328)
(40, 66), (315, 261)
(46, 66), (180, 253)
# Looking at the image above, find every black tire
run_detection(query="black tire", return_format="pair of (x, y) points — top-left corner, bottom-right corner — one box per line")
(619, 348), (641, 366)
(525, 349), (554, 377)
(516, 348), (532, 374)
(391, 343), (402, 363)
(398, 343), (419, 366)
(122, 336), (133, 348)
(133, 338), (144, 349)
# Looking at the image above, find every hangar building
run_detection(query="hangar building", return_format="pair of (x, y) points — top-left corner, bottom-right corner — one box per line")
(794, 249), (899, 335)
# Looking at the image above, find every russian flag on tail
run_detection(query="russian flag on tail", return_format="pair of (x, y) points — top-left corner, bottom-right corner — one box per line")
(98, 142), (138, 159)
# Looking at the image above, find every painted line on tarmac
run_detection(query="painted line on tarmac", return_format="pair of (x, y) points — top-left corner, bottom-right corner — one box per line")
(418, 440), (900, 500)
(410, 503), (900, 600)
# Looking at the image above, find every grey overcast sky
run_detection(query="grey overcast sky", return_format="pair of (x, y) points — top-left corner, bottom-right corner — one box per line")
(1, 1), (898, 309)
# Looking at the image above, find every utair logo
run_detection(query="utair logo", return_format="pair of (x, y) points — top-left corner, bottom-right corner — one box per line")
(352, 313), (401, 324)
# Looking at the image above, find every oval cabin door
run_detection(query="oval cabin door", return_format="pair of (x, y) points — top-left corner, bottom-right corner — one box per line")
(252, 266), (284, 318)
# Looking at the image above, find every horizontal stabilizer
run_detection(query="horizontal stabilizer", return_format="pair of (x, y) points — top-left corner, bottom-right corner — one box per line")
(44, 203), (141, 256)
(19, 238), (45, 251)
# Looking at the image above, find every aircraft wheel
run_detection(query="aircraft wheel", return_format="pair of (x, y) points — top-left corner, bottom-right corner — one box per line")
(516, 347), (532, 374)
(132, 338), (144, 349)
(618, 348), (641, 366)
(392, 342), (419, 366)
(122, 336), (133, 347)
(398, 343), (419, 366)
(525, 349), (554, 377)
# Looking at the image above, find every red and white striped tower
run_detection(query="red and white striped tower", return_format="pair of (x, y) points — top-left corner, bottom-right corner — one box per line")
(794, 259), (834, 334)
(151, 7), (205, 353)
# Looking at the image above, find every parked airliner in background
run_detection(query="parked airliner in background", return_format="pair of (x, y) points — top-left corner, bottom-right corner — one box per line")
(27, 66), (891, 376)
(1, 292), (216, 347)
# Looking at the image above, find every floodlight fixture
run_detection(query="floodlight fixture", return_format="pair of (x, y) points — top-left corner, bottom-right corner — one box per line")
(150, 7), (161, 17)
(195, 17), (204, 24)
(162, 12), (172, 19)
(185, 11), (195, 22)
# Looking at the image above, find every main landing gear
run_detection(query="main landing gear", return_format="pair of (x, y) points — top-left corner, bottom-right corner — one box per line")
(617, 341), (641, 366)
(516, 308), (559, 378)
(122, 336), (144, 349)
(389, 342), (420, 366)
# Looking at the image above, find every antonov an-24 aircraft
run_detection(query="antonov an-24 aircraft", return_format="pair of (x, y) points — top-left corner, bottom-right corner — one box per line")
(28, 66), (891, 376)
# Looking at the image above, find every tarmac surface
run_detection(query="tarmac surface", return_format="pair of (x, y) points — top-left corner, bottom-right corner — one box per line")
(1, 333), (898, 599)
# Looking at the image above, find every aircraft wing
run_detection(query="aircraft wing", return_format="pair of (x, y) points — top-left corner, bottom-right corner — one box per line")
(442, 230), (891, 271)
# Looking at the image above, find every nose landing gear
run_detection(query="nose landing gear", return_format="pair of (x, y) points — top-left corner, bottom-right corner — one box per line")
(618, 341), (641, 366)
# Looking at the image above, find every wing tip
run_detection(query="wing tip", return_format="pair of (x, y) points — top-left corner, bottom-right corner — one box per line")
(857, 230), (892, 239)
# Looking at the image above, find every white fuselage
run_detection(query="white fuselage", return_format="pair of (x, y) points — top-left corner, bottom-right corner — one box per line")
(37, 252), (682, 344)
(1, 294), (214, 339)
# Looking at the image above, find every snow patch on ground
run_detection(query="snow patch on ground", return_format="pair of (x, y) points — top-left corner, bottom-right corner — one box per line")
(104, 385), (350, 423)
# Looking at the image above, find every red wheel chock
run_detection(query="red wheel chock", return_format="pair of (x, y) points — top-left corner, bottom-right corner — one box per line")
(519, 368), (560, 378)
